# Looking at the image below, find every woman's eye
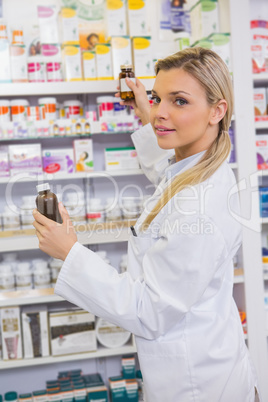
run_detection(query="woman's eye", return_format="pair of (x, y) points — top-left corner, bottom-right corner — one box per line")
(150, 96), (161, 104)
(175, 98), (188, 106)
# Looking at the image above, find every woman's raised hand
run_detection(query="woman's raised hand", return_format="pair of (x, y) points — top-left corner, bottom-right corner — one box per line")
(115, 77), (151, 126)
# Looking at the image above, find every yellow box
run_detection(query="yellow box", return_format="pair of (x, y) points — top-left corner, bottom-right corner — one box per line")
(132, 36), (155, 79)
(127, 0), (148, 37)
(111, 36), (132, 79)
(96, 43), (113, 80)
(106, 0), (127, 37)
(62, 44), (82, 81)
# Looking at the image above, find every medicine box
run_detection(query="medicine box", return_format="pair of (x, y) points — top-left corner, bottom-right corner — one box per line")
(105, 147), (140, 171)
(41, 44), (61, 61)
(0, 146), (9, 177)
(82, 51), (97, 81)
(1, 306), (22, 360)
(95, 44), (113, 80)
(42, 148), (74, 174)
(109, 377), (127, 401)
(37, 5), (60, 44)
(85, 373), (108, 401)
(111, 36), (132, 80)
(250, 20), (268, 74)
(10, 45), (28, 82)
(0, 41), (11, 83)
(59, 7), (80, 45)
(49, 309), (97, 356)
(106, 0), (127, 37)
(9, 143), (42, 177)
(207, 33), (232, 74)
(254, 88), (268, 121)
(259, 187), (268, 218)
(190, 0), (219, 44)
(127, 0), (148, 37)
(73, 138), (94, 172)
(62, 45), (82, 81)
(21, 305), (50, 359)
(132, 36), (155, 78)
(256, 134), (268, 170)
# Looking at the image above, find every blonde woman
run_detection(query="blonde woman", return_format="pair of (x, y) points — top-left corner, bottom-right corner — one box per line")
(33, 48), (259, 401)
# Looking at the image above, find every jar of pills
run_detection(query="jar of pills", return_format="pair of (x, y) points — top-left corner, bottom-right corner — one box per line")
(119, 65), (135, 100)
(27, 106), (40, 121)
(119, 254), (128, 273)
(121, 197), (141, 220)
(20, 197), (35, 229)
(15, 262), (32, 290)
(33, 266), (51, 289)
(38, 97), (57, 120)
(105, 198), (122, 222)
(0, 264), (15, 292)
(63, 100), (81, 119)
(86, 198), (104, 223)
(0, 100), (10, 122)
(27, 56), (46, 82)
(10, 99), (29, 122)
(49, 258), (62, 287)
(2, 253), (18, 271)
(64, 192), (86, 226)
(46, 60), (63, 82)
(2, 207), (20, 231)
(96, 96), (114, 119)
(31, 259), (48, 271)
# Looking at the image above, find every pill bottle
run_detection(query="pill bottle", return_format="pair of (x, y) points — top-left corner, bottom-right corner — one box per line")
(20, 198), (35, 230)
(0, 263), (15, 292)
(2, 206), (20, 231)
(105, 198), (122, 222)
(119, 65), (135, 100)
(27, 106), (40, 121)
(121, 197), (141, 220)
(4, 392), (18, 402)
(19, 394), (33, 402)
(64, 192), (86, 226)
(0, 100), (10, 122)
(86, 198), (104, 223)
(10, 99), (29, 122)
(27, 57), (46, 83)
(112, 96), (127, 116)
(96, 96), (114, 119)
(33, 266), (51, 289)
(46, 60), (63, 82)
(2, 253), (18, 271)
(12, 28), (24, 45)
(38, 97), (57, 121)
(15, 262), (32, 290)
(0, 21), (8, 40)
(63, 100), (81, 119)
(36, 183), (62, 223)
(49, 258), (62, 287)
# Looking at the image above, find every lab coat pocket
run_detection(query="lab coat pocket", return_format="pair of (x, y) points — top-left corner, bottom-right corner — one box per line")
(135, 337), (191, 401)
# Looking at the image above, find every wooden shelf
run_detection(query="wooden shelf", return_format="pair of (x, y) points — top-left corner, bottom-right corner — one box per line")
(0, 220), (136, 252)
(0, 79), (155, 97)
(0, 344), (137, 370)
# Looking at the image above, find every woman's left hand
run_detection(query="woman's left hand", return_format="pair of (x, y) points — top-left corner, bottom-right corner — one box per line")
(32, 202), (77, 260)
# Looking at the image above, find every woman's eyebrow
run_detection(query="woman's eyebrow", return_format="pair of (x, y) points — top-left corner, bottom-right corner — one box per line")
(151, 89), (191, 96)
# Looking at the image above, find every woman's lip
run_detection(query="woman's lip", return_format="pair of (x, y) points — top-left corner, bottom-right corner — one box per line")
(155, 127), (175, 136)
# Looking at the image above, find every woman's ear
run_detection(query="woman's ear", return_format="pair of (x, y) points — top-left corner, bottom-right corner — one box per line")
(209, 100), (228, 126)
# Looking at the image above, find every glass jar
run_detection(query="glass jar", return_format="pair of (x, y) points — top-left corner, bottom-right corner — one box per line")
(86, 198), (104, 223)
(119, 65), (135, 100)
(0, 265), (15, 292)
(33, 266), (51, 289)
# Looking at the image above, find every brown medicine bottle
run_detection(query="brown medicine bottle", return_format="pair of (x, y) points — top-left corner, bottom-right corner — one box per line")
(35, 183), (62, 223)
(119, 64), (135, 100)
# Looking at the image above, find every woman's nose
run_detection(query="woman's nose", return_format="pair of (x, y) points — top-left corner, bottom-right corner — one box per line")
(154, 101), (169, 120)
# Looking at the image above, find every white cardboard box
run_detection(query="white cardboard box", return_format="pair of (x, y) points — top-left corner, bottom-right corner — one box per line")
(105, 147), (140, 171)
(49, 309), (97, 356)
(1, 306), (22, 360)
(73, 138), (94, 172)
(21, 305), (50, 358)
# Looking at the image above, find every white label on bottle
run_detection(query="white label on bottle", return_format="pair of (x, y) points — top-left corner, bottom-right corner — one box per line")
(120, 77), (136, 92)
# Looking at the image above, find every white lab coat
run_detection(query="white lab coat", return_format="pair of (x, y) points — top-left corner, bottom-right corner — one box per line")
(55, 124), (259, 402)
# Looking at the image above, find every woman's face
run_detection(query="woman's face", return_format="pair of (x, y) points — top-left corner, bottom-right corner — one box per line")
(150, 68), (222, 161)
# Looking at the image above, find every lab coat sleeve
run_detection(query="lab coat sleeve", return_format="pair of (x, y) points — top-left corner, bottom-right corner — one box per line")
(55, 213), (228, 340)
(131, 123), (174, 185)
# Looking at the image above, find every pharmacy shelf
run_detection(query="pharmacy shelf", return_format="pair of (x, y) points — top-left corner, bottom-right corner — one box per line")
(0, 79), (155, 97)
(0, 169), (144, 184)
(0, 131), (134, 142)
(253, 73), (268, 83)
(0, 344), (137, 370)
(255, 120), (268, 130)
(261, 218), (268, 224)
(0, 220), (135, 252)
(0, 288), (62, 307)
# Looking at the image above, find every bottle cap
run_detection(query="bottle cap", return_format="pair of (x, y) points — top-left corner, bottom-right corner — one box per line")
(120, 64), (133, 69)
(4, 392), (18, 401)
(36, 183), (50, 193)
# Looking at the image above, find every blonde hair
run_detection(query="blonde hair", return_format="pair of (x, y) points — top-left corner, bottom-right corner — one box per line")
(142, 47), (233, 230)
